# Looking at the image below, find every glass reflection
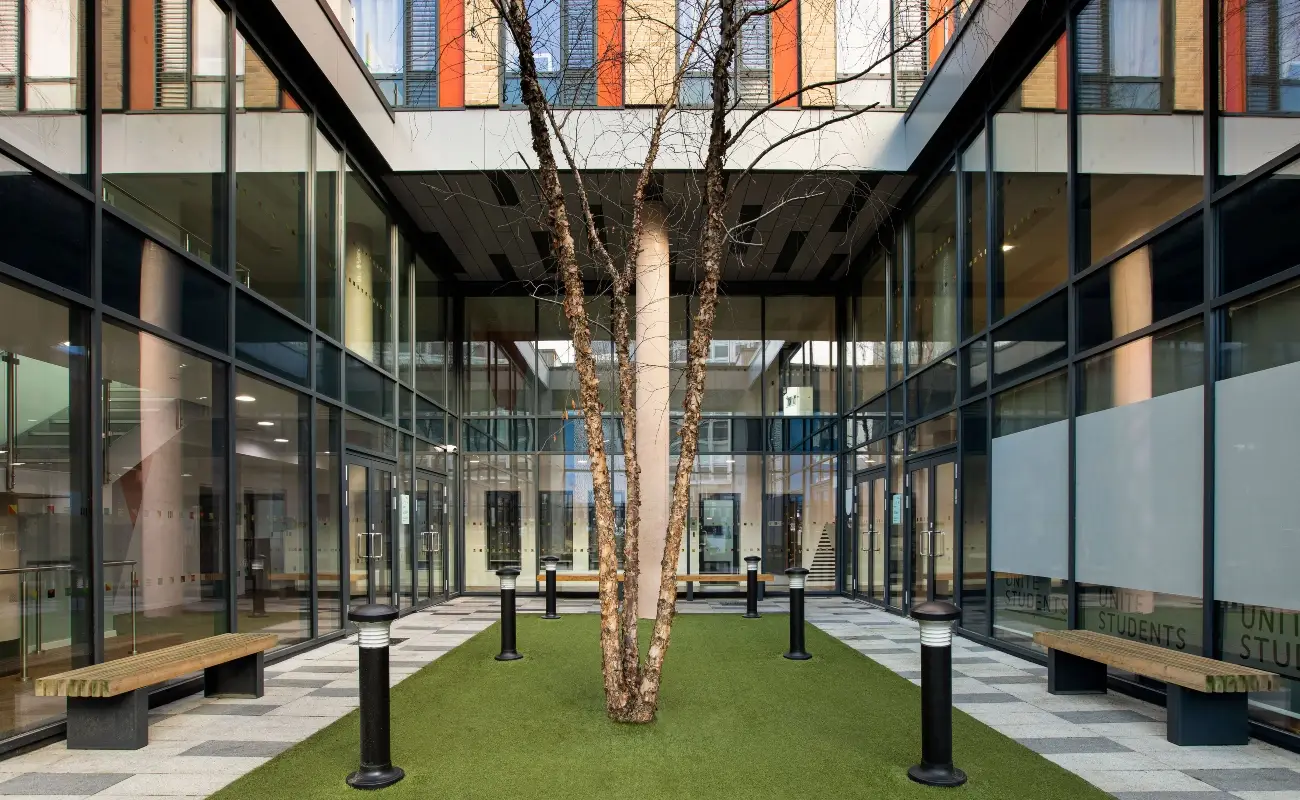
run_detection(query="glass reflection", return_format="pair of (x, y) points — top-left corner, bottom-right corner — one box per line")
(466, 297), (534, 416)
(0, 0), (86, 181)
(910, 174), (958, 368)
(765, 297), (835, 416)
(344, 166), (392, 370)
(1220, 0), (1300, 177)
(853, 255), (888, 406)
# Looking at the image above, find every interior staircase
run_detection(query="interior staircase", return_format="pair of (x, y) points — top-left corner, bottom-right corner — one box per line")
(808, 524), (837, 588)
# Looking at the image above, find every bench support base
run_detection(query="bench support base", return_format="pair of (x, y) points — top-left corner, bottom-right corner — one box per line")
(204, 651), (264, 698)
(67, 690), (148, 750)
(1047, 648), (1107, 695)
(1168, 686), (1249, 746)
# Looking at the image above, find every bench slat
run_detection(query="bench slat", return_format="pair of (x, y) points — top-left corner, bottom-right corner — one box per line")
(534, 573), (775, 583)
(1034, 630), (1281, 693)
(36, 633), (278, 699)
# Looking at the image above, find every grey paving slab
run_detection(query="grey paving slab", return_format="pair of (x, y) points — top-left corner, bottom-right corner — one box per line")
(1183, 769), (1300, 791)
(1016, 737), (1132, 754)
(0, 773), (131, 795)
(951, 692), (1021, 704)
(291, 665), (356, 673)
(265, 678), (334, 688)
(982, 674), (1047, 684)
(1056, 710), (1160, 724)
(1111, 793), (1237, 800)
(854, 647), (915, 655)
(179, 740), (295, 758)
(309, 688), (360, 697)
(949, 656), (998, 664)
(894, 671), (922, 680)
(186, 705), (279, 717)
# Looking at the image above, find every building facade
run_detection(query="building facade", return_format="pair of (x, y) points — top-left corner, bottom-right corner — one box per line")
(0, 0), (1297, 755)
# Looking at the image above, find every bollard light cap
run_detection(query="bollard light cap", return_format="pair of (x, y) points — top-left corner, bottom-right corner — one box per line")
(744, 555), (762, 564)
(784, 567), (809, 576)
(496, 566), (521, 577)
(540, 556), (559, 564)
(348, 603), (398, 624)
(910, 600), (960, 623)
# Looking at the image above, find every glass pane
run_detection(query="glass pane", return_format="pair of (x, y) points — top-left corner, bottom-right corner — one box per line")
(465, 455), (535, 590)
(0, 155), (91, 294)
(347, 464), (369, 608)
(1080, 320), (1205, 415)
(370, 467), (393, 603)
(963, 130), (989, 337)
(316, 130), (341, 337)
(316, 340), (342, 400)
(466, 297), (534, 415)
(688, 296), (760, 414)
(103, 215), (228, 351)
(102, 321), (226, 665)
(992, 54), (1069, 320)
(346, 355), (395, 423)
(1219, 0), (1300, 179)
(765, 297), (836, 415)
(910, 173), (958, 368)
(397, 236), (413, 384)
(764, 455), (836, 590)
(0, 283), (89, 738)
(316, 403), (341, 631)
(0, 0), (87, 181)
(344, 166), (392, 370)
(1077, 215), (1204, 351)
(345, 411), (396, 456)
(235, 293), (310, 386)
(933, 461), (956, 602)
(539, 296), (613, 413)
(398, 436), (413, 609)
(854, 254), (888, 406)
(234, 372), (309, 648)
(414, 254), (447, 404)
(991, 292), (1067, 387)
(235, 36), (309, 319)
(103, 0), (227, 266)
(871, 477), (886, 601)
(909, 466), (930, 604)
(1218, 155), (1300, 295)
(908, 358), (957, 419)
(960, 401), (989, 631)
(887, 433), (904, 607)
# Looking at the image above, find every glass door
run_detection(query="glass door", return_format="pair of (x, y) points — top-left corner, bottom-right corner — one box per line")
(906, 457), (957, 607)
(414, 475), (447, 605)
(347, 460), (395, 610)
(854, 472), (886, 602)
(698, 493), (740, 574)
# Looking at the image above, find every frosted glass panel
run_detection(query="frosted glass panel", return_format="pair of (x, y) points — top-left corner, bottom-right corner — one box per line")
(1216, 360), (1300, 611)
(1076, 387), (1203, 598)
(990, 420), (1068, 579)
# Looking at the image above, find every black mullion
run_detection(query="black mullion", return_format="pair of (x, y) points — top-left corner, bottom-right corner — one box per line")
(1065, 5), (1080, 631)
(225, 7), (239, 633)
(87, 0), (105, 666)
(1201, 0), (1220, 661)
(983, 394), (993, 637)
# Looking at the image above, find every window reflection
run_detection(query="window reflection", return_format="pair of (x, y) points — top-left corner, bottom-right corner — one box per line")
(102, 322), (226, 662)
(697, 297), (762, 414)
(316, 402), (341, 632)
(993, 52), (1069, 320)
(316, 130), (341, 337)
(466, 297), (534, 415)
(102, 0), (227, 266)
(1220, 0), (1300, 176)
(539, 296), (613, 413)
(765, 297), (835, 415)
(910, 173), (958, 368)
(962, 131), (988, 337)
(234, 372), (310, 648)
(344, 166), (392, 370)
(0, 0), (86, 181)
(853, 255), (888, 406)
(414, 254), (448, 404)
(235, 36), (310, 319)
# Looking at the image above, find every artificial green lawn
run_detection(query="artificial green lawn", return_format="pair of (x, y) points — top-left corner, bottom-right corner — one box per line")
(212, 615), (1111, 799)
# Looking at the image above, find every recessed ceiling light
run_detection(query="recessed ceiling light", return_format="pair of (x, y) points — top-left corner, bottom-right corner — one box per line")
(1001, 243), (1015, 252)
(10, 463), (23, 467)
(257, 421), (275, 427)
(181, 473), (192, 477)
(274, 438), (289, 443)
(197, 396), (208, 401)
(235, 394), (256, 402)
(59, 340), (71, 347)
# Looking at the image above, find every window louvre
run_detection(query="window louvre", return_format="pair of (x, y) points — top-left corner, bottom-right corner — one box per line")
(156, 0), (190, 108)
(406, 0), (438, 106)
(0, 0), (17, 111)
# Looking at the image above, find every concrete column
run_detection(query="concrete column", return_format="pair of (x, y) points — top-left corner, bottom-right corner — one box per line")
(635, 203), (670, 620)
(1110, 248), (1153, 407)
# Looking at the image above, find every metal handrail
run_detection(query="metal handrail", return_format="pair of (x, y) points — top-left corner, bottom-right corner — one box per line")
(11, 559), (142, 680)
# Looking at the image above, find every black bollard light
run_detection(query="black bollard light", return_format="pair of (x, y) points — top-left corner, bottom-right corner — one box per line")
(743, 556), (762, 619)
(908, 600), (967, 788)
(783, 567), (811, 660)
(346, 604), (404, 790)
(496, 567), (523, 661)
(541, 556), (560, 620)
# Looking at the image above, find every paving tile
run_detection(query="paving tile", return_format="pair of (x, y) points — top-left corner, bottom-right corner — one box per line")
(94, 772), (238, 796)
(1231, 792), (1300, 800)
(264, 678), (334, 688)
(952, 692), (1022, 704)
(0, 773), (131, 795)
(1056, 710), (1161, 724)
(1045, 752), (1169, 772)
(291, 665), (355, 674)
(185, 704), (278, 717)
(853, 647), (915, 655)
(1111, 793), (1237, 799)
(893, 671), (921, 680)
(1016, 737), (1133, 754)
(983, 675), (1048, 685)
(1185, 770), (1300, 792)
(179, 741), (294, 758)
(949, 656), (998, 664)
(1072, 769), (1221, 793)
(309, 688), (360, 698)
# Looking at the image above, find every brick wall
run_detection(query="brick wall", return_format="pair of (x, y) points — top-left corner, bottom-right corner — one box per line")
(102, 0), (124, 109)
(243, 44), (280, 109)
(465, 0), (501, 106)
(1020, 44), (1057, 110)
(624, 0), (674, 105)
(801, 0), (836, 106)
(1173, 0), (1203, 111)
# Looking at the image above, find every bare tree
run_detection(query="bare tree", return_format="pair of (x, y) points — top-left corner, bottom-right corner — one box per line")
(476, 0), (964, 722)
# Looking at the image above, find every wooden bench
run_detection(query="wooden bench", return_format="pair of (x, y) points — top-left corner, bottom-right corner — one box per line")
(533, 572), (775, 600)
(37, 632), (277, 750)
(1034, 630), (1281, 746)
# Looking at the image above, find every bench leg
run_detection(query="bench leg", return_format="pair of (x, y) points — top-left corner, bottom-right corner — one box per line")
(205, 652), (265, 699)
(1167, 686), (1249, 746)
(1047, 649), (1107, 695)
(67, 690), (149, 750)
(687, 582), (694, 602)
